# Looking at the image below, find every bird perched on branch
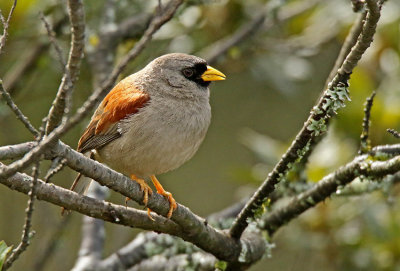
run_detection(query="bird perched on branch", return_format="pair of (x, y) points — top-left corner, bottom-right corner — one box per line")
(68, 53), (226, 218)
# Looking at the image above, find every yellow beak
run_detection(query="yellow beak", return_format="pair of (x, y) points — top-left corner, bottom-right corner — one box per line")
(201, 66), (226, 81)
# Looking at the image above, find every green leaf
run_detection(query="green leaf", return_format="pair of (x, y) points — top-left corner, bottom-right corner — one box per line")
(215, 260), (227, 270)
(0, 240), (13, 270)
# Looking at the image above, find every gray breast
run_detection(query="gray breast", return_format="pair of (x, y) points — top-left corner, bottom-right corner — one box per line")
(98, 95), (211, 177)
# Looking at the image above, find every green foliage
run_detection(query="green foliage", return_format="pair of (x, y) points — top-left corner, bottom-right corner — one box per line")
(0, 240), (12, 270)
(215, 260), (227, 270)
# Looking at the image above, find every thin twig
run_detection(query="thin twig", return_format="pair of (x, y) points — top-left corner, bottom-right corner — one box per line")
(3, 14), (67, 94)
(45, 0), (86, 134)
(387, 129), (400, 139)
(229, 0), (382, 240)
(43, 158), (66, 183)
(0, 0), (17, 55)
(359, 91), (376, 153)
(39, 12), (66, 69)
(2, 161), (40, 270)
(0, 80), (39, 137)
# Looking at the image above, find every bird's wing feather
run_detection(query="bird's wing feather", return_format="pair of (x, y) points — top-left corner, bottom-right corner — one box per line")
(77, 77), (150, 153)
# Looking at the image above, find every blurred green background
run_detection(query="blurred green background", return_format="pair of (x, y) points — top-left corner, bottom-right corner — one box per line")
(1, 0), (400, 270)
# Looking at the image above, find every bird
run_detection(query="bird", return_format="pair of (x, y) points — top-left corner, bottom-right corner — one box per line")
(68, 53), (226, 218)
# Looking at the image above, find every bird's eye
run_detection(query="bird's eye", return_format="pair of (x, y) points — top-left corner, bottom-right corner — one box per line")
(182, 68), (194, 78)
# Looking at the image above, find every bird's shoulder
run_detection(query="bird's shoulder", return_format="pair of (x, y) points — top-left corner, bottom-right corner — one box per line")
(77, 76), (150, 152)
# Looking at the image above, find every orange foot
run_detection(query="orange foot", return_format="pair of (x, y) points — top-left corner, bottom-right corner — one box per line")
(151, 175), (177, 218)
(127, 174), (154, 220)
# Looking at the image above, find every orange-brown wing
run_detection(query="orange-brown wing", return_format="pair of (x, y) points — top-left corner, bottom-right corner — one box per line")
(77, 77), (150, 153)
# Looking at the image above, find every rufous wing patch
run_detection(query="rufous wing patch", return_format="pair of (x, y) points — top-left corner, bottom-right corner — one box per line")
(77, 77), (150, 152)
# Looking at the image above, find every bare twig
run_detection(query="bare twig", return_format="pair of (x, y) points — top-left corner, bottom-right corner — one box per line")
(0, 80), (39, 137)
(261, 154), (400, 236)
(45, 0), (85, 134)
(39, 12), (66, 69)
(359, 91), (376, 153)
(3, 161), (39, 270)
(387, 129), (400, 139)
(324, 11), (367, 88)
(0, 0), (17, 55)
(43, 157), (66, 182)
(3, 14), (67, 94)
(229, 0), (382, 240)
(371, 143), (400, 155)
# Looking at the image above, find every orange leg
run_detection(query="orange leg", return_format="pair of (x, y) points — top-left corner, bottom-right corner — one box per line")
(150, 175), (177, 218)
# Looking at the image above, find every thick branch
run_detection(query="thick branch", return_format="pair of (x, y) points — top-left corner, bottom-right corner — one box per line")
(0, 140), (265, 263)
(0, 142), (36, 160)
(129, 252), (216, 271)
(72, 184), (108, 271)
(52, 142), (254, 262)
(229, 0), (382, 240)
(0, 166), (180, 233)
(261, 154), (400, 236)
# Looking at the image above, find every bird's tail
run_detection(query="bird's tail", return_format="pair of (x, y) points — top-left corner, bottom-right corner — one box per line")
(61, 152), (93, 215)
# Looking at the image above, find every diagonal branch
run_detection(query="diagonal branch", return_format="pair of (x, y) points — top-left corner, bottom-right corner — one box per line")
(0, 157), (265, 264)
(229, 0), (382, 240)
(261, 154), (400, 236)
(0, 80), (39, 137)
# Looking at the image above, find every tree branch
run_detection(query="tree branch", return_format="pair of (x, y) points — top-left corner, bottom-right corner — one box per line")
(0, 0), (17, 55)
(229, 0), (382, 240)
(0, 0), (184, 200)
(3, 161), (39, 270)
(261, 153), (400, 236)
(45, 0), (85, 133)
(72, 184), (108, 271)
(359, 91), (376, 153)
(0, 80), (39, 137)
(129, 252), (216, 271)
(0, 142), (36, 160)
(0, 140), (266, 264)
